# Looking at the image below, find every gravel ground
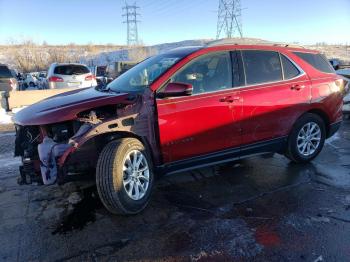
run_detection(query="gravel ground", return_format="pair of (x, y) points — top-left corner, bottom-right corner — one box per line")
(0, 120), (349, 261)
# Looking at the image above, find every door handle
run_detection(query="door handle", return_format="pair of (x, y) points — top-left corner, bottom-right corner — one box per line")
(291, 84), (305, 91)
(219, 96), (240, 103)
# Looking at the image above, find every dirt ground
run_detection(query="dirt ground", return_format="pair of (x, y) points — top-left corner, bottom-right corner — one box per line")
(0, 120), (349, 261)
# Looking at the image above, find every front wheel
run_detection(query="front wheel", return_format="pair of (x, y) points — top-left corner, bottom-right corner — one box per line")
(286, 113), (326, 163)
(96, 138), (154, 215)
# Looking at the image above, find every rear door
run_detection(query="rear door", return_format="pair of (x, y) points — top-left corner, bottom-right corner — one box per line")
(239, 50), (311, 146)
(156, 51), (242, 163)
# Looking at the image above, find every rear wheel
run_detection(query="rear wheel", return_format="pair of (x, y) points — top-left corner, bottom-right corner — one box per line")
(286, 113), (326, 163)
(96, 138), (154, 215)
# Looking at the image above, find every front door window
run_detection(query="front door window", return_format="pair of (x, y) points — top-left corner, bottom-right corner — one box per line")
(170, 52), (233, 94)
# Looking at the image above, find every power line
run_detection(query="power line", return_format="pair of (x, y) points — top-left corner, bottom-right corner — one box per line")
(123, 2), (141, 46)
(216, 0), (243, 39)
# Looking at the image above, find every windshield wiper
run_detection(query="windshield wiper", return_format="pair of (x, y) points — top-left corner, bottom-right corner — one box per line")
(99, 87), (122, 94)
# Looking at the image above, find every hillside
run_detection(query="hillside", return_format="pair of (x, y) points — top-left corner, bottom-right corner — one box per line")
(0, 38), (349, 73)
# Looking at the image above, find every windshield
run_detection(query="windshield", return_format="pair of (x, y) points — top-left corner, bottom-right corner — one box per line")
(106, 52), (191, 93)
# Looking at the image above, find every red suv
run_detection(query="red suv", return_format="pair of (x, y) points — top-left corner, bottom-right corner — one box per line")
(14, 44), (345, 214)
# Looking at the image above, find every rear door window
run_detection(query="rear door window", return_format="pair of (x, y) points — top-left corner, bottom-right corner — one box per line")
(293, 52), (334, 73)
(281, 55), (300, 79)
(54, 65), (90, 75)
(242, 50), (283, 85)
(0, 65), (12, 78)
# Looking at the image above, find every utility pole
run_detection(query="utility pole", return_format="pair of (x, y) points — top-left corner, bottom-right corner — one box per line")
(216, 0), (243, 39)
(122, 2), (140, 46)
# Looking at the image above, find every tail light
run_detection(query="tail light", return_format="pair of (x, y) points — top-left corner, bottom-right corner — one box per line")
(85, 74), (96, 81)
(333, 78), (348, 94)
(48, 76), (64, 82)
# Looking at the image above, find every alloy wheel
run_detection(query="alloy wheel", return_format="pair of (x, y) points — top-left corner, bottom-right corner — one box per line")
(122, 150), (150, 200)
(296, 122), (321, 156)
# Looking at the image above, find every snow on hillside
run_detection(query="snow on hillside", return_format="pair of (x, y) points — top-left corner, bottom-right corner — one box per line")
(82, 39), (211, 66)
(2, 38), (349, 71)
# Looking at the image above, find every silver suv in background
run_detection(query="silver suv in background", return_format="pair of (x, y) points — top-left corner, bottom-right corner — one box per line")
(47, 63), (97, 89)
(0, 64), (18, 91)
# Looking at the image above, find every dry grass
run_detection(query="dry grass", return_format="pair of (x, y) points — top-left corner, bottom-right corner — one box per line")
(0, 41), (125, 73)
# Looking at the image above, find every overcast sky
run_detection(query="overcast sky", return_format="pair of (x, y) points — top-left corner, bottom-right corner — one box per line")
(0, 0), (349, 45)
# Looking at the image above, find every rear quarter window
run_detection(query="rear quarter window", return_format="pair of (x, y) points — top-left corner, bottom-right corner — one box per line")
(281, 55), (300, 79)
(54, 65), (90, 75)
(293, 52), (334, 74)
(0, 65), (12, 78)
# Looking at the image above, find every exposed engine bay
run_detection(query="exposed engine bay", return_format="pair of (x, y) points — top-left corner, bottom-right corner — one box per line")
(15, 90), (159, 185)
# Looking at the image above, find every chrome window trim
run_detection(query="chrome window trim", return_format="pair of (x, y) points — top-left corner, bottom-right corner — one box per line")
(156, 74), (308, 103)
(156, 50), (233, 96)
(279, 53), (285, 81)
(156, 49), (306, 101)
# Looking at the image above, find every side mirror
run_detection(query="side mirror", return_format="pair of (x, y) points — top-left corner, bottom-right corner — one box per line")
(158, 82), (193, 98)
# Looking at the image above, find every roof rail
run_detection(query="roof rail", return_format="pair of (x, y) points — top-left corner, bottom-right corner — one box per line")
(272, 43), (305, 49)
(206, 39), (305, 49)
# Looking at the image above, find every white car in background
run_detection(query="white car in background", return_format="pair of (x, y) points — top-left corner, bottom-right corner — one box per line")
(47, 63), (97, 89)
(23, 73), (39, 88)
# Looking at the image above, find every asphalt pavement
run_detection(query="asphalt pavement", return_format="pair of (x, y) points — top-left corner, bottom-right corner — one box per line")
(0, 120), (349, 261)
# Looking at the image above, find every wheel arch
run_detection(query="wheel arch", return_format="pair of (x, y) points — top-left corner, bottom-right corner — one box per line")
(305, 109), (330, 137)
(89, 131), (156, 167)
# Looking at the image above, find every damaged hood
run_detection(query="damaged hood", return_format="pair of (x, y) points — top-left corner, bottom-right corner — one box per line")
(14, 87), (131, 126)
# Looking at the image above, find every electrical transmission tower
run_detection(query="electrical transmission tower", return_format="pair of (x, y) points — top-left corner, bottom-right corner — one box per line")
(216, 0), (243, 39)
(123, 2), (140, 46)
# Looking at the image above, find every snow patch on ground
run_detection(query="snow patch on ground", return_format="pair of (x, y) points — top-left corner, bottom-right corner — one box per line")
(0, 107), (25, 124)
(0, 109), (12, 124)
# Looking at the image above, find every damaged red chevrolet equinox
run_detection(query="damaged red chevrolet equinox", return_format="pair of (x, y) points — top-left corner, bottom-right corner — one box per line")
(14, 44), (345, 215)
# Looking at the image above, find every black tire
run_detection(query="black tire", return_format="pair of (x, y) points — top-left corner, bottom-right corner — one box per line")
(285, 113), (326, 163)
(29, 82), (35, 87)
(96, 138), (154, 215)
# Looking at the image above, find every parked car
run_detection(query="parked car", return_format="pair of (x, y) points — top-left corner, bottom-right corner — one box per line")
(329, 58), (341, 70)
(106, 61), (137, 79)
(88, 65), (111, 87)
(47, 63), (97, 89)
(14, 45), (345, 215)
(0, 64), (19, 91)
(23, 73), (39, 88)
(37, 71), (48, 89)
(336, 68), (350, 79)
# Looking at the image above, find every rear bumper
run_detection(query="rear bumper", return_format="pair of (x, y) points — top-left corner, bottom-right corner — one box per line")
(328, 121), (342, 138)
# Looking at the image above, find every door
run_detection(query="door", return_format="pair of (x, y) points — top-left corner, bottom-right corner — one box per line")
(239, 50), (311, 146)
(156, 51), (242, 163)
